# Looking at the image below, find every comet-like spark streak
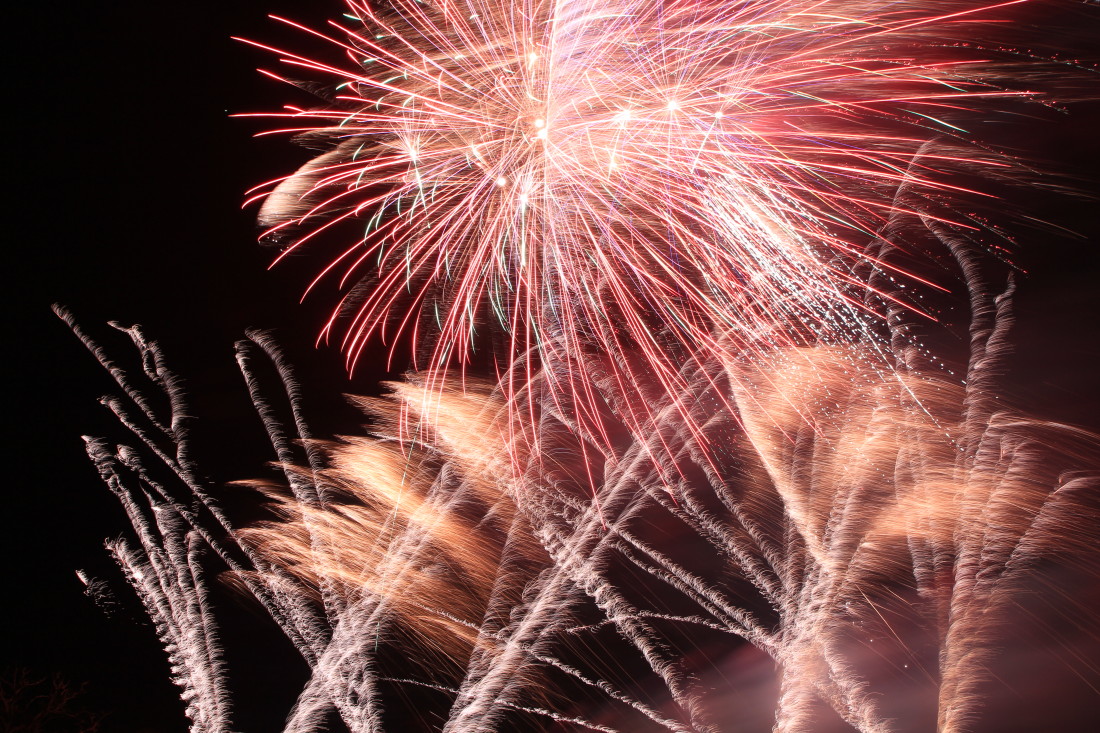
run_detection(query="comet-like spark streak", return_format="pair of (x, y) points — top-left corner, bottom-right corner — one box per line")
(243, 0), (1045, 459)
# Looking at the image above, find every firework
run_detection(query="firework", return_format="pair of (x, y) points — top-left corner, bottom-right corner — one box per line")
(243, 0), (1056, 455)
(64, 280), (1100, 731)
(61, 0), (1100, 730)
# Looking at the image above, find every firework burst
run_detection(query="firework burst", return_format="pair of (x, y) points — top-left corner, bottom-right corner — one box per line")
(243, 0), (1044, 452)
(57, 1), (1100, 730)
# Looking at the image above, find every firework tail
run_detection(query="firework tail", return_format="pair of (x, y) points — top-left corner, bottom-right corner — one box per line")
(62, 241), (1100, 729)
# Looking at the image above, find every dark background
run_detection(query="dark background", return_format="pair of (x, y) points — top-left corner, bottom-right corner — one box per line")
(6, 1), (1100, 730)
(8, 2), (369, 729)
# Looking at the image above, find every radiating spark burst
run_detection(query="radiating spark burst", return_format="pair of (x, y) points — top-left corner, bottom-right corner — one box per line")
(241, 0), (1039, 452)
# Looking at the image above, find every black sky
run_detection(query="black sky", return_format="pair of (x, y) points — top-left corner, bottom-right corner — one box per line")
(9, 2), (365, 729)
(7, 1), (1100, 731)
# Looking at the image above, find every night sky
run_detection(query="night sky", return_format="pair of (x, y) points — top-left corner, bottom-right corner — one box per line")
(11, 2), (366, 729)
(8, 1), (1100, 731)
